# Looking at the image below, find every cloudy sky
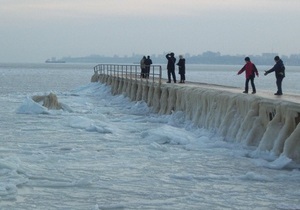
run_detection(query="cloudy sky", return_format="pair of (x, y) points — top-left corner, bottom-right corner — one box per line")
(1, 0), (299, 62)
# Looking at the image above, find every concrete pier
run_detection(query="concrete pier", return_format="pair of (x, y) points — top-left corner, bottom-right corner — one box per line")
(93, 71), (300, 163)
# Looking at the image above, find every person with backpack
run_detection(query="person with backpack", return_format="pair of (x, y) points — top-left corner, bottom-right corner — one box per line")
(237, 57), (259, 94)
(264, 56), (285, 95)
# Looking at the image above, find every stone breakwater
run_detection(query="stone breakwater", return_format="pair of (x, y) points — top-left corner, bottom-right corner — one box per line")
(94, 73), (300, 164)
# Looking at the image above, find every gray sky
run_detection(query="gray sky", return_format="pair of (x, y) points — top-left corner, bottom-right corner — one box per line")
(1, 0), (300, 63)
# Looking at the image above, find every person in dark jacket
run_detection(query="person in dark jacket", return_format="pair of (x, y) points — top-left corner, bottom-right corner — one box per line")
(264, 56), (285, 95)
(166, 52), (176, 83)
(237, 57), (259, 94)
(144, 55), (152, 78)
(140, 56), (146, 78)
(177, 55), (186, 83)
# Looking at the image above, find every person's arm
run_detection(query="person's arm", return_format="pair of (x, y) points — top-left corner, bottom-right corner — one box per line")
(237, 64), (246, 75)
(176, 59), (181, 66)
(265, 63), (277, 75)
(253, 64), (259, 77)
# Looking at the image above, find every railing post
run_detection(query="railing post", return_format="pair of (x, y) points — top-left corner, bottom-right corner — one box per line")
(159, 66), (162, 85)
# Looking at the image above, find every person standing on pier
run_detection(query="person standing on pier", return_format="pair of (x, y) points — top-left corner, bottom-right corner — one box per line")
(177, 55), (186, 83)
(140, 56), (146, 78)
(237, 57), (259, 94)
(144, 55), (152, 79)
(166, 52), (176, 83)
(264, 56), (285, 95)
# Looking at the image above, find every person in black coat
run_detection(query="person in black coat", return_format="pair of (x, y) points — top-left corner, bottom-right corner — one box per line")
(177, 55), (186, 83)
(140, 56), (146, 78)
(264, 56), (285, 95)
(144, 56), (152, 78)
(166, 52), (176, 83)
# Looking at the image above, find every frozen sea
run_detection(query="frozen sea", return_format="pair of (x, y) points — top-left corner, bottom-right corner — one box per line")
(0, 63), (300, 210)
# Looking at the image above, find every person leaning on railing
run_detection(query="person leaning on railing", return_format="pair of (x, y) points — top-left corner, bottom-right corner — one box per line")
(140, 56), (146, 78)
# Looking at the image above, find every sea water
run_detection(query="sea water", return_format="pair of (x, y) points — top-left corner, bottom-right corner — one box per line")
(0, 63), (300, 210)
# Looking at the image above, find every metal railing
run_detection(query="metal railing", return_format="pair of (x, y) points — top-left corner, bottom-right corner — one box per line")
(94, 64), (162, 84)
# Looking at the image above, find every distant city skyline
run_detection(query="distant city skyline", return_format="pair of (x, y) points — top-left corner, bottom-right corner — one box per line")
(61, 51), (300, 66)
(1, 0), (300, 63)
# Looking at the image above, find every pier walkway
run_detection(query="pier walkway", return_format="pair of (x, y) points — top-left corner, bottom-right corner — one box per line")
(93, 63), (300, 104)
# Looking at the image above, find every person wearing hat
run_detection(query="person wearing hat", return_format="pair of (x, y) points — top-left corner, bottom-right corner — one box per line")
(237, 57), (259, 94)
(264, 56), (285, 95)
(166, 52), (177, 83)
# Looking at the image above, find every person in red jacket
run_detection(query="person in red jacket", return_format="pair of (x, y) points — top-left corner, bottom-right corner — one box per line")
(237, 57), (259, 94)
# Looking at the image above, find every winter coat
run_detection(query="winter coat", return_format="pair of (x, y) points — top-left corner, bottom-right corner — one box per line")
(266, 59), (285, 78)
(144, 58), (152, 66)
(177, 58), (186, 74)
(166, 54), (176, 71)
(140, 57), (146, 69)
(238, 61), (259, 79)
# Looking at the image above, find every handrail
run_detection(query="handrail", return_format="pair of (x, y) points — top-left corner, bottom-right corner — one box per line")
(94, 64), (162, 84)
